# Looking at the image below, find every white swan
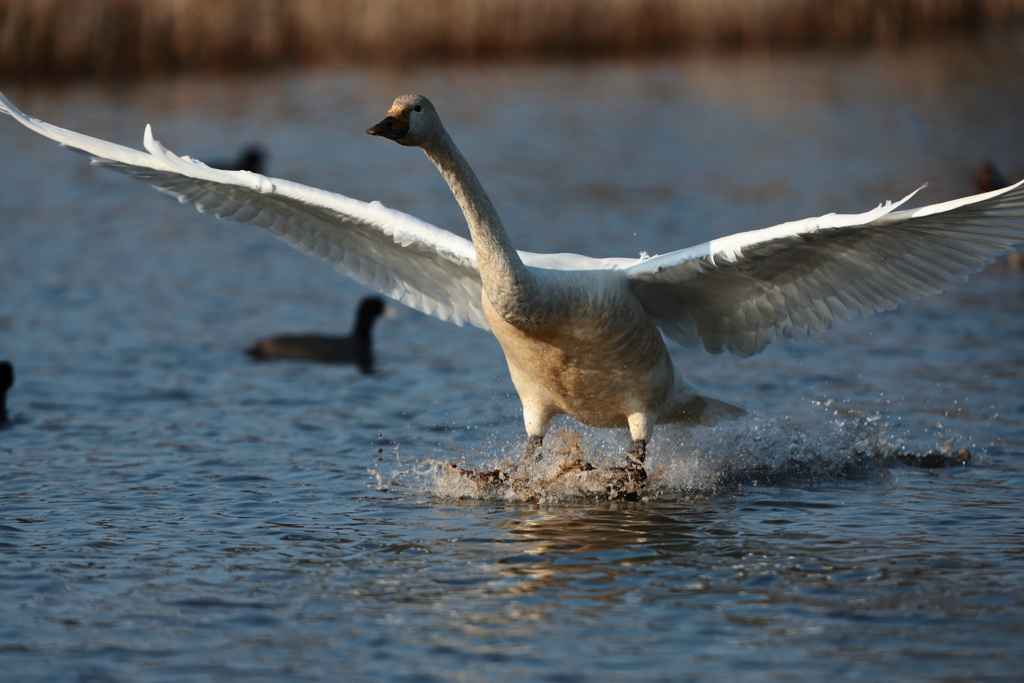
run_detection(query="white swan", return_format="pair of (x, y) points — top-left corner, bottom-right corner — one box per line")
(3, 92), (1024, 480)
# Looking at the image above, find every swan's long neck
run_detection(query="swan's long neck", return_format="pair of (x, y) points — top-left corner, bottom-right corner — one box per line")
(421, 131), (540, 327)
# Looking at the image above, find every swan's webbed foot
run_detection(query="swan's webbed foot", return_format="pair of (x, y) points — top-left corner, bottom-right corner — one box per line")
(447, 461), (508, 488)
(608, 439), (648, 501)
(626, 439), (646, 470)
(527, 434), (544, 460)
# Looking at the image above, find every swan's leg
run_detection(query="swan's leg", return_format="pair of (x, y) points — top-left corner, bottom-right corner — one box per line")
(626, 439), (647, 475)
(522, 402), (554, 460)
(606, 432), (647, 501)
(625, 411), (652, 481)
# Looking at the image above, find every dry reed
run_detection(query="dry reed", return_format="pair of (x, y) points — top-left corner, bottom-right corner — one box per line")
(1, 0), (1022, 81)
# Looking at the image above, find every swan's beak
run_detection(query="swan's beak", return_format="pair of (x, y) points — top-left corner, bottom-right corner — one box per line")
(366, 116), (408, 141)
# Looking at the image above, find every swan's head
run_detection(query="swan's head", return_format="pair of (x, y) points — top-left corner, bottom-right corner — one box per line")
(366, 94), (440, 147)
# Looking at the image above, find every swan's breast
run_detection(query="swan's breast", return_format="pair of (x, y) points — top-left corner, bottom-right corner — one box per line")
(483, 271), (674, 428)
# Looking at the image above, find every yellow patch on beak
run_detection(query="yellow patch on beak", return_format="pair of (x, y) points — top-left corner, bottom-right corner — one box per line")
(386, 106), (411, 123)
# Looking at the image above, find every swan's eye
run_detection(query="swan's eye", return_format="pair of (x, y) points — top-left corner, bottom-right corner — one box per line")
(413, 105), (422, 113)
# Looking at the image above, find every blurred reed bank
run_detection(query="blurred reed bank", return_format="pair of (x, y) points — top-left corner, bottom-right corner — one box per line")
(1, 0), (1023, 80)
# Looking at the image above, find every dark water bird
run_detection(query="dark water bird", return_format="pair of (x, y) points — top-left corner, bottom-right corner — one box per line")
(3, 92), (1024, 488)
(248, 297), (392, 373)
(975, 160), (1009, 193)
(0, 361), (13, 425)
(207, 144), (266, 174)
(973, 161), (1023, 271)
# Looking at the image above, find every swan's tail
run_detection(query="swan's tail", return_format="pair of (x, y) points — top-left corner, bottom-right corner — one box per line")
(691, 394), (748, 426)
(664, 368), (747, 426)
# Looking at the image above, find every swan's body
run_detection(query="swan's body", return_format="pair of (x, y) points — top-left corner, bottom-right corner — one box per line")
(4, 91), (1024, 474)
(481, 267), (725, 437)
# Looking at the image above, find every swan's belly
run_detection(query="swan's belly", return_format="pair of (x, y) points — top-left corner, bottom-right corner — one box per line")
(483, 293), (675, 429)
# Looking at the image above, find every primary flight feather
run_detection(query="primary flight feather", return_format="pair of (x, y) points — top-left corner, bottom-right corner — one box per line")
(3, 91), (1023, 483)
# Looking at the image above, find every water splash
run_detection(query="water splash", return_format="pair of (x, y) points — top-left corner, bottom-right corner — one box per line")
(374, 408), (971, 503)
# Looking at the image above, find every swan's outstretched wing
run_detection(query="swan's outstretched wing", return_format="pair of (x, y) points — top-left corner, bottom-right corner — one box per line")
(0, 92), (489, 330)
(625, 180), (1024, 357)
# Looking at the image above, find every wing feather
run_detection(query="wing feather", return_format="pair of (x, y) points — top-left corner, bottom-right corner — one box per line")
(8, 90), (1024, 359)
(0, 91), (490, 331)
(626, 180), (1024, 357)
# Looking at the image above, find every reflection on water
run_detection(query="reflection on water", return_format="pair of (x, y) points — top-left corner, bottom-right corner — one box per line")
(2, 30), (1024, 683)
